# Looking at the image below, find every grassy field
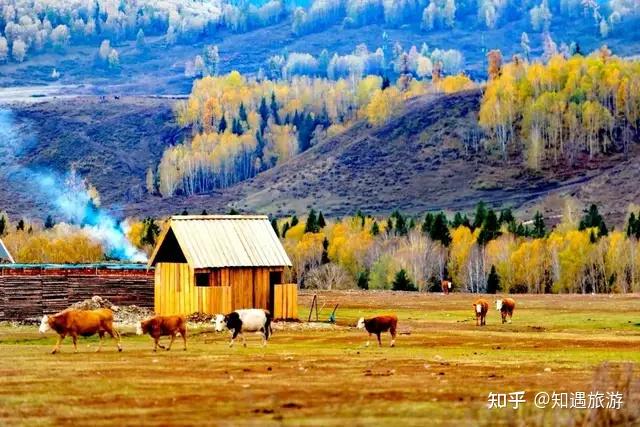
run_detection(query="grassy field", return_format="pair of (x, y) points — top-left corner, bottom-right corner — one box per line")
(1, 291), (639, 426)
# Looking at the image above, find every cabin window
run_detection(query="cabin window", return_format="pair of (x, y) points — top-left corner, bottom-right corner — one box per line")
(195, 272), (210, 287)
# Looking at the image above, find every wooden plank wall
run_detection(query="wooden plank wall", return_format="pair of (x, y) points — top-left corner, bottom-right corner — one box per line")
(155, 263), (233, 315)
(155, 264), (281, 315)
(0, 272), (154, 321)
(273, 283), (298, 320)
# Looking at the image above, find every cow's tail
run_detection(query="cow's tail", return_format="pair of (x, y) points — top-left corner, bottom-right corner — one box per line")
(264, 310), (273, 340)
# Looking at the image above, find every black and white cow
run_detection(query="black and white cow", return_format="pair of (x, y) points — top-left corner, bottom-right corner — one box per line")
(213, 309), (273, 347)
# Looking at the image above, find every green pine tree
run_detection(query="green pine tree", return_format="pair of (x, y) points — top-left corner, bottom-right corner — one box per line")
(356, 270), (370, 290)
(371, 221), (380, 236)
(271, 218), (280, 238)
(473, 202), (487, 229)
(305, 209), (319, 233)
(486, 265), (501, 294)
(317, 211), (326, 228)
(532, 211), (546, 238)
(44, 215), (55, 229)
(452, 212), (470, 228)
(321, 237), (330, 264)
(498, 208), (514, 225)
(392, 269), (417, 292)
(218, 115), (227, 133)
(478, 209), (501, 245)
(429, 212), (451, 246)
(579, 204), (608, 237)
(422, 212), (434, 234)
(627, 213), (636, 237)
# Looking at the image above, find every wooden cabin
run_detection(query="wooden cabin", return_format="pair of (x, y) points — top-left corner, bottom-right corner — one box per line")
(0, 239), (14, 264)
(148, 215), (296, 319)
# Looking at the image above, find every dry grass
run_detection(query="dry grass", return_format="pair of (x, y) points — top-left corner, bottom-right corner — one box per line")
(1, 291), (639, 426)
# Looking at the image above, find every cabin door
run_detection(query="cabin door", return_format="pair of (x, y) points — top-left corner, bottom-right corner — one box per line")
(269, 271), (282, 313)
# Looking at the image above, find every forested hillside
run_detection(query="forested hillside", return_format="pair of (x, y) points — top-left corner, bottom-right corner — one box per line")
(0, 0), (639, 93)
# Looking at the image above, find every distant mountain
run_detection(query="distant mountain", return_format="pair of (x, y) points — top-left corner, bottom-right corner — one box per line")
(1, 12), (639, 96)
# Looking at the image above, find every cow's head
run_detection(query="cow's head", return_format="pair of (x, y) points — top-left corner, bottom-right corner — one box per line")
(356, 317), (365, 329)
(213, 314), (227, 332)
(38, 315), (51, 334)
(475, 304), (482, 314)
(495, 299), (503, 311)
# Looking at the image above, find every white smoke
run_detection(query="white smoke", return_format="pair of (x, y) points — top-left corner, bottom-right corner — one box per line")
(0, 107), (147, 263)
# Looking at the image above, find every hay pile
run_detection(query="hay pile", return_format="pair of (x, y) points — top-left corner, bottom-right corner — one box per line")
(69, 296), (154, 324)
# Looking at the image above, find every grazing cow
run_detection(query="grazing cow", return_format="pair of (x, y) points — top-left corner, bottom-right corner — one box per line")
(38, 308), (122, 354)
(136, 315), (187, 351)
(213, 309), (273, 347)
(495, 297), (516, 324)
(356, 315), (397, 347)
(473, 299), (489, 326)
(441, 280), (452, 294)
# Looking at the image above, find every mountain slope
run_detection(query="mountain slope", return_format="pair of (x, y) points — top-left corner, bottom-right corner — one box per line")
(218, 90), (633, 222)
(2, 91), (638, 225)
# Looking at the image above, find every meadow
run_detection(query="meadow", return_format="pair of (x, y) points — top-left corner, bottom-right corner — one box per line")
(0, 291), (639, 426)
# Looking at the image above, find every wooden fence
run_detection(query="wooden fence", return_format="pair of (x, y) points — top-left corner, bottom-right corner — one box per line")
(0, 266), (154, 321)
(273, 283), (298, 320)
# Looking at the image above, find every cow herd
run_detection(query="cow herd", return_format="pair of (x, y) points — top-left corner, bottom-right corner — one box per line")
(37, 297), (516, 353)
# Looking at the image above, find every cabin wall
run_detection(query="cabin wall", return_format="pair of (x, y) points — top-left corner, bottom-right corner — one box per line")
(154, 263), (283, 315)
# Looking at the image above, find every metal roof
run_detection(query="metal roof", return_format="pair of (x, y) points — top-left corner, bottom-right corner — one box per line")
(148, 215), (292, 269)
(0, 238), (14, 263)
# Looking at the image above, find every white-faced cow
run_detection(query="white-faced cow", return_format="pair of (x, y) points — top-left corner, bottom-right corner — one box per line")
(213, 309), (273, 347)
(473, 298), (489, 326)
(38, 308), (122, 354)
(495, 297), (516, 324)
(356, 315), (397, 347)
(137, 315), (187, 351)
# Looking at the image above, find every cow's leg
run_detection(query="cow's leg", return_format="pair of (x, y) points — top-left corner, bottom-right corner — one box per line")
(181, 328), (187, 351)
(52, 333), (66, 354)
(241, 332), (247, 348)
(97, 331), (105, 352)
(508, 310), (513, 324)
(376, 333), (382, 347)
(390, 327), (397, 348)
(72, 334), (78, 353)
(106, 324), (122, 352)
(229, 329), (239, 348)
(153, 337), (160, 352)
(501, 311), (506, 324)
(482, 314), (486, 326)
(166, 333), (176, 351)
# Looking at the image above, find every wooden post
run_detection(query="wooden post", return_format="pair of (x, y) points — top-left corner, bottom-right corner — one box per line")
(308, 294), (317, 322)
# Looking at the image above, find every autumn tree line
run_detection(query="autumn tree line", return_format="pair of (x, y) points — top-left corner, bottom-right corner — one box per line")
(151, 69), (473, 197)
(277, 202), (640, 294)
(480, 48), (640, 168)
(4, 200), (640, 294)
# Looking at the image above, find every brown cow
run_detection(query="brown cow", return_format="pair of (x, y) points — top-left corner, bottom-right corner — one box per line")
(38, 308), (122, 354)
(473, 299), (489, 326)
(441, 280), (452, 294)
(356, 315), (397, 347)
(136, 315), (187, 351)
(496, 297), (516, 324)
